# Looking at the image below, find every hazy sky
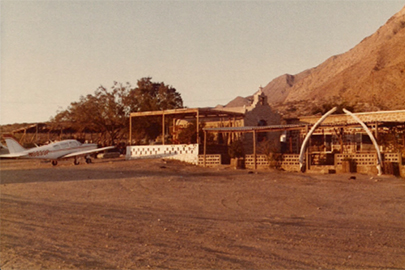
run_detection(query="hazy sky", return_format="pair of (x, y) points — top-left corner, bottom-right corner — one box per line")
(1, 0), (404, 125)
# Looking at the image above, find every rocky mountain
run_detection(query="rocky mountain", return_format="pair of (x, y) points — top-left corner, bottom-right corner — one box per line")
(225, 5), (405, 116)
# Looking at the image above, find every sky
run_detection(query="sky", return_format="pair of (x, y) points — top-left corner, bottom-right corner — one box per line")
(1, 0), (404, 125)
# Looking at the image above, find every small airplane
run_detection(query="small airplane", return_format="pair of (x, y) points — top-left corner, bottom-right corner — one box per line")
(0, 134), (116, 166)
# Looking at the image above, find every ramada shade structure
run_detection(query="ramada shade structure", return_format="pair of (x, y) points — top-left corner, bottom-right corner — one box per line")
(128, 107), (245, 145)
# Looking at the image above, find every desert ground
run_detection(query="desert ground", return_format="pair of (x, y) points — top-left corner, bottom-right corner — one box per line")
(1, 157), (405, 269)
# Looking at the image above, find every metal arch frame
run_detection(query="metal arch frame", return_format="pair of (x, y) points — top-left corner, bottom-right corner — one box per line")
(299, 107), (382, 175)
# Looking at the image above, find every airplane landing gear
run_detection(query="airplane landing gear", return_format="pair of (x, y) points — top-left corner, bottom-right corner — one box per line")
(74, 159), (80, 165)
(85, 155), (92, 164)
(51, 160), (58, 166)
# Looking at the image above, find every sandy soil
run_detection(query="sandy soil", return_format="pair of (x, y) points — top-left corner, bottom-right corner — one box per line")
(1, 157), (405, 269)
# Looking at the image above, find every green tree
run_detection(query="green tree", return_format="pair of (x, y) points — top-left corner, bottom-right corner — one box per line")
(124, 77), (183, 112)
(53, 83), (128, 145)
(52, 78), (183, 145)
(125, 77), (183, 142)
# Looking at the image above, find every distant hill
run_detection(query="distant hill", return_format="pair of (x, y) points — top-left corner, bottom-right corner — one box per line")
(218, 96), (252, 108)
(225, 5), (405, 117)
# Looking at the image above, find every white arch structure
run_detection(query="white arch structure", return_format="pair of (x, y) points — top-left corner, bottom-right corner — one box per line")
(299, 107), (337, 172)
(342, 109), (382, 175)
(299, 107), (382, 175)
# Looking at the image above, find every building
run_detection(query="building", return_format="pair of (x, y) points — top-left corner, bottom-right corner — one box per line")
(126, 90), (405, 177)
(288, 109), (405, 176)
(126, 90), (282, 165)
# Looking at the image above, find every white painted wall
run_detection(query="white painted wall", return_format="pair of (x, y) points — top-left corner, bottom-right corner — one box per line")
(126, 144), (199, 164)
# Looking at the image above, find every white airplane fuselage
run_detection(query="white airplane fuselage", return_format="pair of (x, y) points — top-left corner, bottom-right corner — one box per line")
(25, 140), (97, 160)
(0, 135), (115, 165)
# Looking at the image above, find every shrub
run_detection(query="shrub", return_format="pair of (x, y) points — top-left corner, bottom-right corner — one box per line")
(228, 140), (245, 159)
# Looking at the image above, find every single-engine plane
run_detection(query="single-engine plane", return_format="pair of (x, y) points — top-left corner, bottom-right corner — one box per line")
(0, 135), (115, 166)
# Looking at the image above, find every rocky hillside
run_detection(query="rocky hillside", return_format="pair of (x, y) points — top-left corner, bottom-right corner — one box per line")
(227, 5), (405, 117)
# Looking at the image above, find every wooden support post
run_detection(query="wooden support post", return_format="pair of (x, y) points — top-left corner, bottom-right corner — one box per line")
(232, 117), (236, 142)
(374, 121), (379, 140)
(173, 118), (176, 142)
(253, 130), (257, 170)
(289, 135), (293, 153)
(203, 130), (207, 167)
(21, 129), (27, 144)
(305, 125), (310, 171)
(162, 114), (165, 145)
(129, 115), (132, 145)
(35, 124), (38, 144)
(196, 110), (200, 144)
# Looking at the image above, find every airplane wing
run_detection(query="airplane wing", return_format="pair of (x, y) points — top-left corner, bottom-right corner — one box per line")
(61, 146), (116, 159)
(0, 153), (29, 158)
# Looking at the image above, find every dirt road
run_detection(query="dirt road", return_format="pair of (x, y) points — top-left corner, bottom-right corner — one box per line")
(1, 158), (405, 269)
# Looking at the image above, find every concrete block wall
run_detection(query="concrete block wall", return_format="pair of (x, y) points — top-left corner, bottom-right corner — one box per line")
(245, 154), (300, 170)
(198, 155), (221, 167)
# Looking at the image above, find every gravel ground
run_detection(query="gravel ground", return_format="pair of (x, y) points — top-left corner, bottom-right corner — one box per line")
(1, 157), (405, 269)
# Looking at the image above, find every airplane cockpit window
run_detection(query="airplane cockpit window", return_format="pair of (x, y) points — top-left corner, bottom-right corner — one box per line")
(71, 141), (80, 147)
(61, 143), (70, 149)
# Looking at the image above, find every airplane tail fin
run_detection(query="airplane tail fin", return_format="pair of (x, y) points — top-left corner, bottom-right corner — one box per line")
(3, 135), (27, 154)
